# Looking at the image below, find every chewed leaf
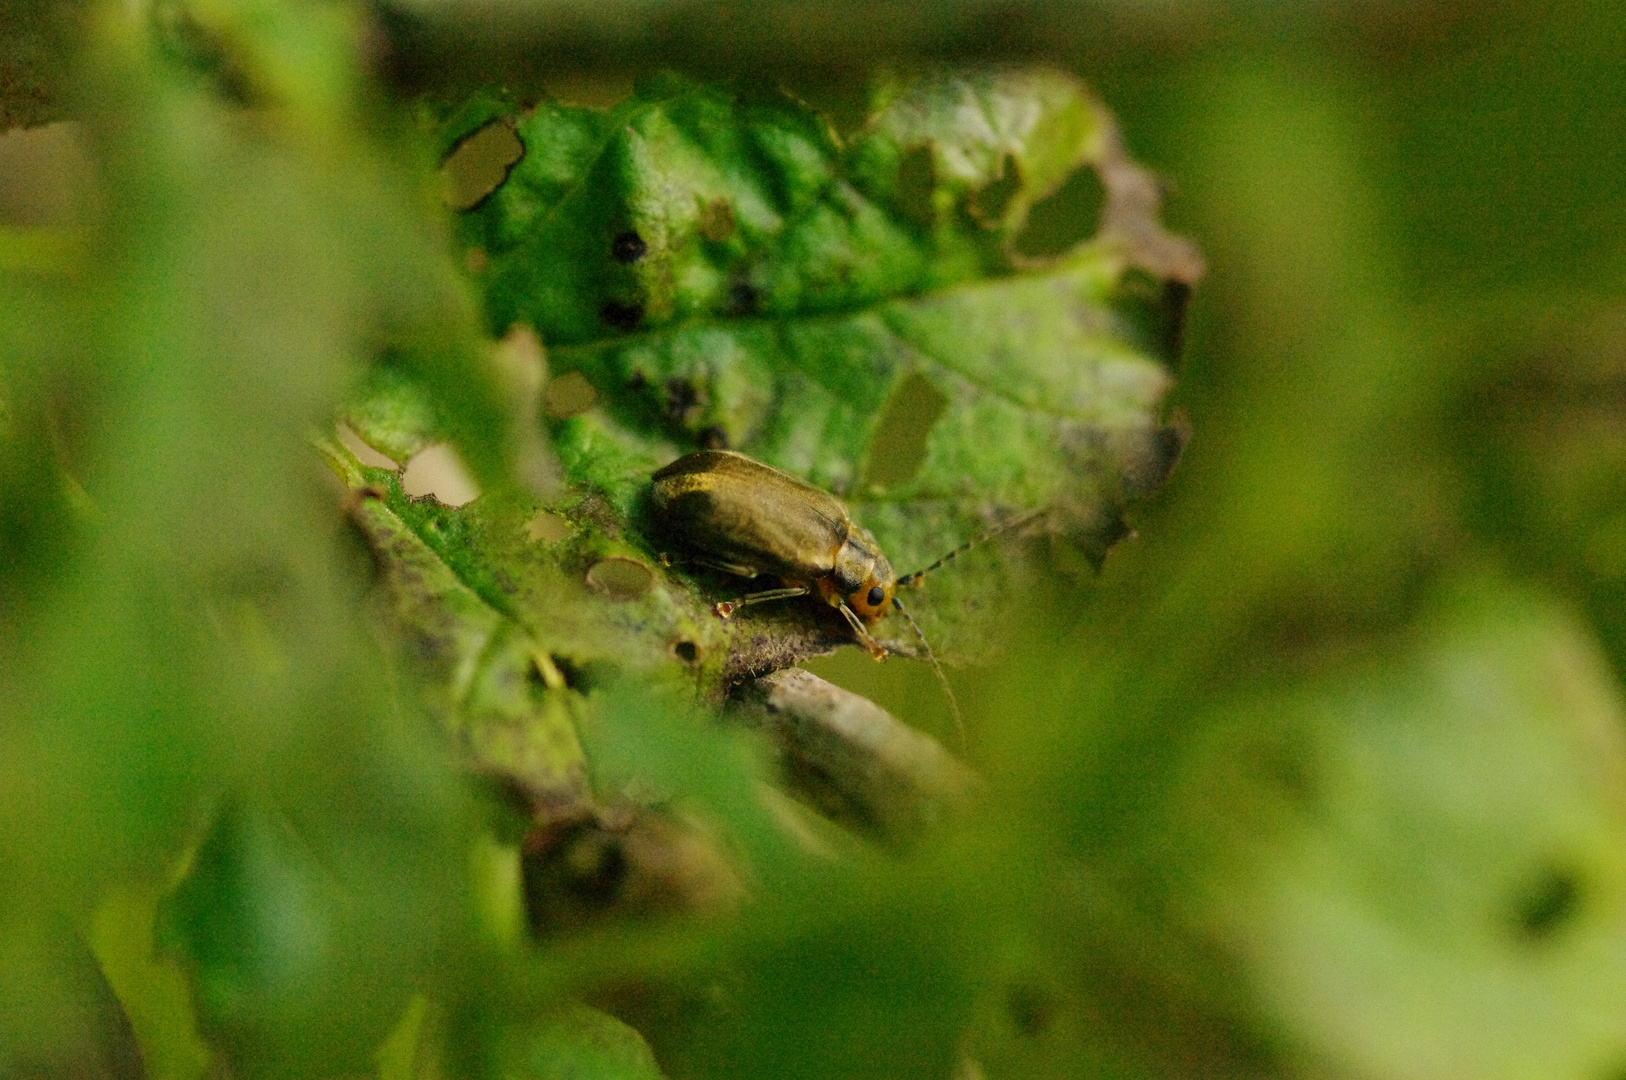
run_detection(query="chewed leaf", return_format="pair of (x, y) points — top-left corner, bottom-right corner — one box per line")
(463, 67), (1191, 560)
(544, 253), (1183, 640)
(848, 67), (1103, 236)
(463, 69), (1195, 344)
(359, 66), (1200, 679)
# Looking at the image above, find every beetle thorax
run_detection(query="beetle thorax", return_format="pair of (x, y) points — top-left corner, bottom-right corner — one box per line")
(831, 528), (892, 596)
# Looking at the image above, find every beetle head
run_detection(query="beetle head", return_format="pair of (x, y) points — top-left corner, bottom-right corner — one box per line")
(845, 574), (894, 623)
(831, 527), (894, 623)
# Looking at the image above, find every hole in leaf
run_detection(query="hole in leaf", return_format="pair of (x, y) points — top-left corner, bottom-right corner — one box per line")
(524, 659), (550, 698)
(567, 836), (629, 904)
(1120, 416), (1190, 500)
(335, 423), (396, 469)
(967, 154), (1022, 227)
(543, 371), (598, 419)
(860, 371), (949, 491)
(531, 652), (567, 691)
(1013, 163), (1106, 258)
(1111, 270), (1193, 367)
(1510, 864), (1583, 941)
(894, 143), (937, 227)
(401, 444), (480, 506)
(523, 821), (630, 932)
(441, 120), (524, 211)
(586, 558), (653, 600)
(670, 640), (700, 664)
(550, 655), (584, 690)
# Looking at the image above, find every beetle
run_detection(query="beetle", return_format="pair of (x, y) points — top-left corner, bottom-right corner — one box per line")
(650, 449), (1040, 735)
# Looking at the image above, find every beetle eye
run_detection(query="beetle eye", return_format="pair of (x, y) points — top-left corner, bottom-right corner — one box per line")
(867, 585), (885, 607)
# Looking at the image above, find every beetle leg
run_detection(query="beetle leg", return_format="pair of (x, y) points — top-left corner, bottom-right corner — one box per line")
(715, 586), (810, 619)
(693, 556), (763, 578)
(837, 601), (889, 660)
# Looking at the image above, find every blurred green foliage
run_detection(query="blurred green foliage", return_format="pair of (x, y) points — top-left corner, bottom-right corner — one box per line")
(2, 3), (1625, 1080)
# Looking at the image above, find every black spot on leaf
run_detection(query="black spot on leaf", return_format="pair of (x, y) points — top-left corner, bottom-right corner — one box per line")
(665, 378), (702, 422)
(724, 281), (758, 316)
(600, 300), (643, 329)
(610, 230), (647, 263)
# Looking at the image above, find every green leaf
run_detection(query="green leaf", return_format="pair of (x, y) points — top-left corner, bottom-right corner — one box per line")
(156, 793), (471, 1080)
(482, 1001), (667, 1080)
(414, 68), (1198, 667)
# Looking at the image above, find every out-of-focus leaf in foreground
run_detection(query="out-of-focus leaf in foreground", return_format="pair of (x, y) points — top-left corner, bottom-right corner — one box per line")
(480, 999), (666, 1080)
(0, 2), (488, 1071)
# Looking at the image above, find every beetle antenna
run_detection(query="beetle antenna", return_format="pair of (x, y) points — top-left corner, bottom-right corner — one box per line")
(895, 509), (1046, 588)
(891, 595), (965, 748)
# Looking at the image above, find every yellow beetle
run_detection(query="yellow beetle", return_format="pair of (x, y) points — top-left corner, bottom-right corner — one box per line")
(651, 450), (898, 654)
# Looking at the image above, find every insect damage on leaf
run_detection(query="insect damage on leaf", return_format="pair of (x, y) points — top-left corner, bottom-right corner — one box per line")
(440, 67), (1200, 662)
